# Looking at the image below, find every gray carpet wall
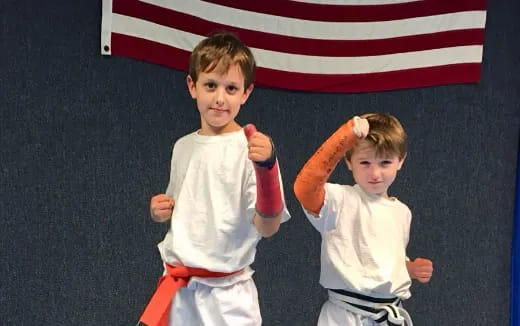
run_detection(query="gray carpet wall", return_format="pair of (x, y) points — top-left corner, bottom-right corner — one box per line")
(2, 1), (519, 325)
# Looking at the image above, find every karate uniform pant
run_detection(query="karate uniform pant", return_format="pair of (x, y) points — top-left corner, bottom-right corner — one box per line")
(168, 278), (261, 326)
(317, 298), (412, 326)
(318, 299), (380, 326)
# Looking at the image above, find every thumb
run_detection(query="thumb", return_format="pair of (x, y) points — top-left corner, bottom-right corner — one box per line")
(416, 258), (432, 266)
(244, 123), (257, 140)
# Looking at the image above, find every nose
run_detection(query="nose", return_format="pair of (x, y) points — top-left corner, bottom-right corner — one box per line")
(368, 165), (381, 179)
(214, 88), (225, 106)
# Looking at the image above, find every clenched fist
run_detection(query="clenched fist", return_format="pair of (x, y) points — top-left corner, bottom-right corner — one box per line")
(244, 124), (273, 163)
(406, 257), (433, 283)
(150, 194), (175, 223)
(353, 116), (369, 139)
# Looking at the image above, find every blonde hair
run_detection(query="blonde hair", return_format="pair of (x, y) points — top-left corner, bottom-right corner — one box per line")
(346, 113), (407, 161)
(189, 31), (256, 90)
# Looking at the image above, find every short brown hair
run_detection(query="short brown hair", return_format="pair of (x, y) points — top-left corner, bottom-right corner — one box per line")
(189, 31), (256, 90)
(345, 113), (407, 161)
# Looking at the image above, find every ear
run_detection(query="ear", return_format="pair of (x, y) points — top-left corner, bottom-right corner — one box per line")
(186, 75), (197, 99)
(397, 153), (407, 170)
(240, 84), (254, 105)
(345, 157), (353, 171)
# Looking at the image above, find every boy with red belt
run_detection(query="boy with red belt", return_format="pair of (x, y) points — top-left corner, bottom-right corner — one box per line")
(140, 31), (290, 326)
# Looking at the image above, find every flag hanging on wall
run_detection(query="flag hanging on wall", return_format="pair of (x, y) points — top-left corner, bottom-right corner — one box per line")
(101, 0), (487, 93)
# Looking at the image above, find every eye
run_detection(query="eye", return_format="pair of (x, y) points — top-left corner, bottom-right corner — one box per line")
(226, 85), (238, 94)
(381, 160), (392, 166)
(360, 161), (370, 166)
(204, 82), (217, 90)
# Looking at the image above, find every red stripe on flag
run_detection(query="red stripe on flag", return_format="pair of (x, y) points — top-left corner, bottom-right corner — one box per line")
(111, 33), (481, 93)
(202, 0), (487, 22)
(112, 0), (485, 57)
(111, 33), (190, 72)
(256, 64), (482, 92)
(241, 30), (485, 57)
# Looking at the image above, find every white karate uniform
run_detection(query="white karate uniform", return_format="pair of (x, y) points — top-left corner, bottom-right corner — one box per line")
(303, 183), (412, 326)
(158, 129), (291, 326)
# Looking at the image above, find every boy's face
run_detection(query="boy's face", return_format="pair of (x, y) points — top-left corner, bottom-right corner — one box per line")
(346, 140), (405, 198)
(187, 63), (253, 135)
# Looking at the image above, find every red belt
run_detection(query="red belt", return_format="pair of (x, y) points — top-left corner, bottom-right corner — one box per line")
(139, 264), (242, 326)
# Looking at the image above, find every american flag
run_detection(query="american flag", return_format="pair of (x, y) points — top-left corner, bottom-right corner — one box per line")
(101, 0), (487, 93)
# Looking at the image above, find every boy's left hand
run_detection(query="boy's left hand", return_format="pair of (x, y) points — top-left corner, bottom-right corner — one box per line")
(406, 257), (433, 283)
(244, 124), (273, 163)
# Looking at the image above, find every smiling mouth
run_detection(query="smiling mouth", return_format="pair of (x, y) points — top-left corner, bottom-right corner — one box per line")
(211, 108), (227, 113)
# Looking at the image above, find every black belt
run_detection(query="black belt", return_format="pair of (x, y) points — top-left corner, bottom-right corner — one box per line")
(328, 288), (412, 326)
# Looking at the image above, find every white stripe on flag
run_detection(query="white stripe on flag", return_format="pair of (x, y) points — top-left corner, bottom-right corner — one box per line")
(139, 0), (486, 40)
(112, 14), (483, 74)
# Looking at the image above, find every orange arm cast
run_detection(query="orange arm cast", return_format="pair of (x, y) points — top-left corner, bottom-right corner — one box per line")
(293, 119), (359, 215)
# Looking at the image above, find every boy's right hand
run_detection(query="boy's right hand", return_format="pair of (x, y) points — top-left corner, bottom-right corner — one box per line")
(353, 116), (369, 139)
(150, 194), (175, 222)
